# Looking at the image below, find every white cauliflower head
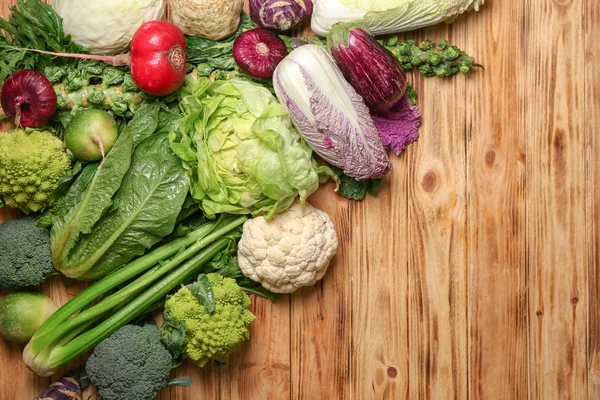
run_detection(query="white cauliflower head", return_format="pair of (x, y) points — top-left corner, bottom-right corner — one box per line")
(237, 202), (339, 294)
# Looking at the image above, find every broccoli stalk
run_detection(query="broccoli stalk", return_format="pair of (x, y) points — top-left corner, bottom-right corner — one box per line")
(23, 215), (247, 377)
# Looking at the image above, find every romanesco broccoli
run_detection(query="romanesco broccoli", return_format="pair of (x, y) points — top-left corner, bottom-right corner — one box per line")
(0, 130), (71, 213)
(164, 273), (256, 367)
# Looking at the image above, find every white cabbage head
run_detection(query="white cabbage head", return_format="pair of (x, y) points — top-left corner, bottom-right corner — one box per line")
(52, 0), (165, 55)
(311, 0), (485, 36)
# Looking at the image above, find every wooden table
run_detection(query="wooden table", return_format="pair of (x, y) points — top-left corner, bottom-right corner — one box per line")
(1, 0), (599, 399)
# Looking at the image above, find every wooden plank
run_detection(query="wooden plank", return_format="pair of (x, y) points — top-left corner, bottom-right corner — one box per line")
(525, 0), (588, 398)
(586, 0), (600, 397)
(290, 191), (351, 399)
(404, 23), (469, 399)
(349, 162), (410, 398)
(465, 0), (529, 398)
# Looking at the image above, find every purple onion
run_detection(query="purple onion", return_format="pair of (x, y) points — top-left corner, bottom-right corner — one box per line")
(249, 0), (313, 32)
(233, 28), (288, 80)
(328, 24), (407, 111)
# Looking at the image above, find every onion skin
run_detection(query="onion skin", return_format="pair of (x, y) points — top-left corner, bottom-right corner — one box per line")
(328, 25), (407, 111)
(130, 21), (187, 97)
(233, 29), (288, 80)
(0, 70), (57, 128)
(249, 0), (313, 32)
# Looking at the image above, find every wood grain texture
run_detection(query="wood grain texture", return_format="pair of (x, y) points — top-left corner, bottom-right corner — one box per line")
(525, 0), (588, 398)
(1, 0), (599, 399)
(466, 0), (529, 398)
(586, 0), (600, 397)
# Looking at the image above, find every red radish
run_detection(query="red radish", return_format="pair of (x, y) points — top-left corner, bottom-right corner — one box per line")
(233, 28), (288, 80)
(8, 21), (186, 97)
(0, 70), (57, 128)
(129, 21), (187, 96)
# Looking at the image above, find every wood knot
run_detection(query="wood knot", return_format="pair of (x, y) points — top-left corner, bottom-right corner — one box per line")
(536, 310), (543, 316)
(387, 366), (398, 378)
(421, 171), (438, 193)
(485, 150), (496, 166)
(571, 297), (579, 304)
(553, 129), (566, 151)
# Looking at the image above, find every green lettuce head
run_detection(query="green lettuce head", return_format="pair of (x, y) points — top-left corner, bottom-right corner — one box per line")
(170, 77), (333, 218)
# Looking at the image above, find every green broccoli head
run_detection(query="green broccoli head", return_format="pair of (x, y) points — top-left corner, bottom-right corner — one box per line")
(164, 273), (256, 367)
(0, 216), (55, 290)
(0, 130), (71, 214)
(85, 324), (173, 400)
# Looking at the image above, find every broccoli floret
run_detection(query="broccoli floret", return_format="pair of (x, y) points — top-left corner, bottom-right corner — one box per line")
(0, 216), (55, 290)
(85, 324), (173, 400)
(164, 273), (256, 367)
(0, 130), (71, 214)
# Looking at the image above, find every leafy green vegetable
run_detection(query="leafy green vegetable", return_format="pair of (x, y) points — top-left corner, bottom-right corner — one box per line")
(186, 274), (216, 314)
(331, 166), (382, 201)
(170, 77), (333, 219)
(50, 107), (189, 279)
(311, 0), (484, 36)
(185, 12), (254, 75)
(24, 215), (247, 376)
(0, 0), (88, 84)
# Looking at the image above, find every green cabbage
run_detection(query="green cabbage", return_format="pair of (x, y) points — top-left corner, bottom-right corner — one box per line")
(311, 0), (485, 36)
(169, 77), (333, 218)
(52, 0), (165, 55)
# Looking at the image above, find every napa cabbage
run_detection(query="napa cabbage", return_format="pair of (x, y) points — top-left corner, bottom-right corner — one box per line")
(311, 0), (485, 36)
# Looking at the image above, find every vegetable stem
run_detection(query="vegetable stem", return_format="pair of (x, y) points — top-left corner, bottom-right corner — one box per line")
(47, 238), (232, 371)
(28, 216), (245, 356)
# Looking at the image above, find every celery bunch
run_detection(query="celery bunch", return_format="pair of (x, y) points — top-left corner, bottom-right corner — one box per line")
(23, 215), (247, 376)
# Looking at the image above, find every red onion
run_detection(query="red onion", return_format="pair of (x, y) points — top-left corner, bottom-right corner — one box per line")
(249, 0), (313, 32)
(328, 24), (407, 111)
(0, 70), (57, 128)
(233, 29), (288, 80)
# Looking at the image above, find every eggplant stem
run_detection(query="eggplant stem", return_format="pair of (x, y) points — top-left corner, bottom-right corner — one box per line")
(6, 46), (131, 66)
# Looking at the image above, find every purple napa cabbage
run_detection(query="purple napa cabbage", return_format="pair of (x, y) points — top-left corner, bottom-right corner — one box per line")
(273, 44), (392, 180)
(372, 94), (422, 155)
(249, 0), (313, 31)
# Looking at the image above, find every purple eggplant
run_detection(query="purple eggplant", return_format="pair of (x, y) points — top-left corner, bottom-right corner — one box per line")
(249, 0), (313, 32)
(328, 23), (407, 111)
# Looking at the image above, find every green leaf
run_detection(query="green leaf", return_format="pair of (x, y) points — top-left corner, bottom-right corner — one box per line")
(160, 312), (187, 360)
(187, 274), (216, 314)
(166, 377), (193, 387)
(50, 128), (133, 269)
(330, 166), (381, 201)
(67, 132), (189, 279)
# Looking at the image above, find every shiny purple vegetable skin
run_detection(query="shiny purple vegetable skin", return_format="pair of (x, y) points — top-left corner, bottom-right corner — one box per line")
(34, 374), (82, 400)
(249, 0), (313, 31)
(328, 25), (407, 111)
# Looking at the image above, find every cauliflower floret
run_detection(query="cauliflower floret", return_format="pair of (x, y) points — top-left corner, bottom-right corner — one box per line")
(0, 130), (71, 213)
(237, 202), (339, 294)
(164, 273), (256, 367)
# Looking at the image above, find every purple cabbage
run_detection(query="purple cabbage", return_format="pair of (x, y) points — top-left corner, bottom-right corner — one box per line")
(273, 44), (391, 180)
(249, 0), (313, 32)
(372, 94), (422, 155)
